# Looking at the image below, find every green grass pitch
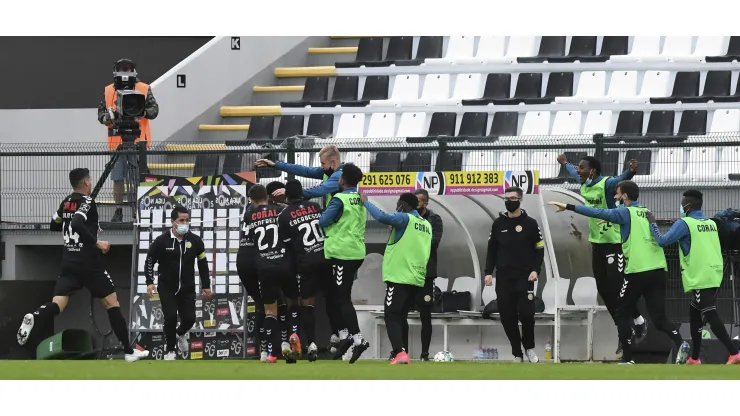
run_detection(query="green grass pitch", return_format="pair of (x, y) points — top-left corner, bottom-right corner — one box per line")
(2, 360), (740, 380)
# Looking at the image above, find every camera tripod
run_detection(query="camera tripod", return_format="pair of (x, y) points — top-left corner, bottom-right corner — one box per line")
(91, 140), (148, 222)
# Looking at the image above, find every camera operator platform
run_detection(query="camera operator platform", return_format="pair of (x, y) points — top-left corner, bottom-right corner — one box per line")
(97, 58), (159, 223)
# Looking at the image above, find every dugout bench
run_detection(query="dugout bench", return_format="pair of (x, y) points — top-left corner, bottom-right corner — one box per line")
(370, 305), (608, 362)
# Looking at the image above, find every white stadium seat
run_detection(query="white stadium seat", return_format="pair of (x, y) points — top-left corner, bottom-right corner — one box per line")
(719, 147), (740, 179)
(610, 36), (662, 62)
(335, 113), (366, 138)
(426, 36), (476, 65)
(369, 74), (419, 106)
(555, 71), (606, 104)
(530, 152), (560, 179)
(520, 111), (551, 136)
(588, 71), (638, 103)
(653, 148), (685, 182)
(445, 73), (483, 105)
(582, 110), (613, 135)
(686, 147), (721, 181)
(418, 73), (451, 103)
(366, 113), (397, 139)
(551, 111), (582, 135)
(396, 112), (427, 138)
(620, 70), (672, 104)
(453, 36), (506, 65)
(709, 109), (740, 133)
(465, 150), (499, 170)
(672, 36), (727, 62)
(486, 36), (537, 64)
(344, 150), (372, 172)
(499, 150), (530, 170)
(641, 36), (693, 62)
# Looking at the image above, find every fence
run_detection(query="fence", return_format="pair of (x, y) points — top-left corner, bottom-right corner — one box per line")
(1, 134), (739, 325)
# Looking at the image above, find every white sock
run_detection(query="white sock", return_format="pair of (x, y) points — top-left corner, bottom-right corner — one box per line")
(339, 329), (349, 340)
(352, 333), (363, 346)
(634, 316), (645, 325)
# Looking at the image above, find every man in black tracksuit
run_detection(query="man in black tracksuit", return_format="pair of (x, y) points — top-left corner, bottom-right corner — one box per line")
(145, 205), (211, 360)
(484, 187), (544, 363)
(413, 189), (443, 361)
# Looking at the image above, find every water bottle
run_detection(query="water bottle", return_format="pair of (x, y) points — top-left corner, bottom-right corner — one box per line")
(545, 341), (553, 360)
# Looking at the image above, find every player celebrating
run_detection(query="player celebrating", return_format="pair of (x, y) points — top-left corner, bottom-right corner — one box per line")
(557, 155), (646, 354)
(243, 184), (300, 363)
(17, 168), (149, 362)
(319, 163), (369, 363)
(549, 181), (690, 365)
(647, 190), (740, 365)
(361, 192), (432, 365)
(237, 200), (268, 359)
(279, 179), (343, 361)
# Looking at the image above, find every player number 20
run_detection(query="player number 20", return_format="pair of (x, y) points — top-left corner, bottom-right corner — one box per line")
(298, 219), (325, 246)
(254, 224), (278, 250)
(62, 222), (80, 245)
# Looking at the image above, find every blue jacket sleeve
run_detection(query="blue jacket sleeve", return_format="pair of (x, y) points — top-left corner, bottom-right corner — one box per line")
(275, 161), (325, 180)
(364, 202), (409, 229)
(574, 205), (629, 225)
(605, 169), (636, 196)
(319, 198), (343, 228)
(564, 164), (580, 182)
(650, 219), (689, 248)
(303, 170), (342, 199)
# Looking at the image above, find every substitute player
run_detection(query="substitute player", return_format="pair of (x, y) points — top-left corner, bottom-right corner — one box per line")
(319, 163), (369, 363)
(243, 184), (300, 363)
(279, 179), (343, 361)
(17, 168), (149, 362)
(549, 180), (690, 365)
(647, 190), (740, 365)
(558, 154), (646, 354)
(145, 205), (212, 360)
(362, 192), (432, 364)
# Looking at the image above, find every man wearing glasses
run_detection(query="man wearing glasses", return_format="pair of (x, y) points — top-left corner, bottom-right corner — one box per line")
(483, 187), (545, 363)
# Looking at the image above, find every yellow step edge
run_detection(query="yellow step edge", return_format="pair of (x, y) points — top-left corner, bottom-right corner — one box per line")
(274, 66), (336, 78)
(148, 163), (195, 170)
(199, 124), (250, 131)
(308, 46), (358, 54)
(220, 106), (282, 117)
(165, 144), (227, 151)
(253, 85), (304, 93)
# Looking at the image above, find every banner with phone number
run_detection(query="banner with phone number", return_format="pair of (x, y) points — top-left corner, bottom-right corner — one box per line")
(358, 170), (539, 196)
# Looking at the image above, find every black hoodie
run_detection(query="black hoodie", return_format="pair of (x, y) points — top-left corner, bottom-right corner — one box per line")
(484, 209), (544, 279)
(420, 208), (443, 278)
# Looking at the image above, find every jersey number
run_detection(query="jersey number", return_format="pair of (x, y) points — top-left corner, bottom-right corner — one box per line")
(254, 224), (278, 250)
(62, 222), (80, 245)
(298, 220), (325, 246)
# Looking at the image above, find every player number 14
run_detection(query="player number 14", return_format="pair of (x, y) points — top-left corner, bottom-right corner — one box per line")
(62, 222), (80, 245)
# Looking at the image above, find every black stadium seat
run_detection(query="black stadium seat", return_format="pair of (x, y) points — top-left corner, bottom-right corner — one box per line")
(705, 36), (740, 62)
(646, 111), (675, 136)
(456, 112), (487, 139)
(305, 114), (334, 138)
(650, 72), (700, 104)
(335, 37), (384, 68)
(436, 152), (463, 171)
(579, 36), (627, 63)
(281, 77), (329, 108)
(677, 110), (707, 135)
(194, 154), (221, 176)
(521, 72), (573, 105)
(491, 73), (542, 105)
(376, 36), (413, 66)
(489, 112), (518, 137)
(403, 152), (432, 171)
(371, 152), (402, 172)
(548, 36), (598, 63)
(311, 76), (359, 107)
(624, 150), (652, 175)
(276, 115), (304, 140)
(427, 112), (456, 137)
(340, 75), (389, 107)
(396, 36), (443, 66)
(615, 111), (644, 136)
(517, 36), (566, 63)
(683, 71), (732, 103)
(461, 73), (511, 105)
(713, 79), (740, 103)
(558, 151), (587, 180)
(247, 116), (275, 144)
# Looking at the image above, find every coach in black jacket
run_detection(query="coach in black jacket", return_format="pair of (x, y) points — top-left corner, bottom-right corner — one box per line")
(145, 205), (211, 359)
(413, 189), (443, 361)
(484, 187), (544, 363)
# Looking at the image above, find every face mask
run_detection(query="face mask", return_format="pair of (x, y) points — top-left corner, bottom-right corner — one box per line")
(176, 224), (190, 235)
(505, 200), (520, 213)
(396, 205), (404, 213)
(680, 204), (689, 218)
(584, 169), (595, 186)
(323, 166), (335, 177)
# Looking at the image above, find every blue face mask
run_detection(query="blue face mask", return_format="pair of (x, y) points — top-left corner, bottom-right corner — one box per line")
(584, 169), (596, 186)
(176, 223), (190, 235)
(680, 204), (689, 218)
(615, 198), (623, 207)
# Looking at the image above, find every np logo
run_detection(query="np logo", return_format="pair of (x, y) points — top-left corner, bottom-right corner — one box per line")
(504, 171), (535, 194)
(415, 172), (445, 195)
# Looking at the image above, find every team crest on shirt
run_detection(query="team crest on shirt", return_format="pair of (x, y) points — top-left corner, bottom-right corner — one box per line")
(527, 293), (534, 300)
(515, 225), (523, 232)
(185, 241), (192, 249)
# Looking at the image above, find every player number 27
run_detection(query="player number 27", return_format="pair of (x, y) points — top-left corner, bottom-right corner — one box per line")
(62, 222), (80, 245)
(254, 224), (278, 250)
(298, 219), (325, 246)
